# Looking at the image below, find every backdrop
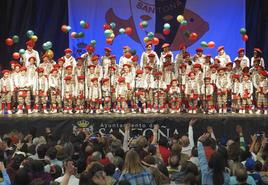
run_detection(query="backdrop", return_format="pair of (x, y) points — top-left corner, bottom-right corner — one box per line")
(68, 0), (245, 60)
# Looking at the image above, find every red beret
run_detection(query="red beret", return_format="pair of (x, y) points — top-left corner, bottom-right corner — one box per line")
(183, 52), (190, 59)
(242, 67), (250, 73)
(132, 56), (139, 62)
(77, 75), (85, 80)
(57, 58), (65, 63)
(178, 44), (186, 50)
(179, 63), (187, 68)
(259, 70), (268, 77)
(193, 63), (201, 69)
(148, 53), (155, 58)
(104, 47), (112, 52)
(50, 68), (58, 73)
(234, 59), (241, 63)
(254, 48), (262, 53)
(136, 69), (143, 74)
(218, 67), (226, 71)
(64, 48), (72, 54)
(26, 40), (35, 47)
(162, 43), (170, 48)
(256, 65), (264, 70)
(188, 71), (195, 77)
(196, 48), (203, 52)
(237, 48), (244, 53)
(145, 42), (152, 47)
(109, 55), (116, 60)
(118, 76), (125, 83)
(64, 76), (72, 81)
(91, 55), (99, 61)
(123, 63), (131, 68)
(20, 67), (27, 72)
(109, 66), (116, 71)
(210, 64), (218, 69)
(232, 74), (241, 79)
(88, 64), (96, 68)
(9, 60), (18, 65)
(65, 65), (73, 70)
(53, 64), (60, 69)
(86, 45), (95, 52)
(42, 54), (49, 59)
(91, 77), (98, 82)
(164, 53), (172, 59)
(14, 64), (21, 68)
(205, 54), (212, 58)
(36, 68), (44, 73)
(2, 70), (10, 74)
(102, 78), (110, 83)
(243, 73), (250, 77)
(154, 71), (162, 76)
(171, 79), (178, 84)
(226, 62), (233, 67)
(29, 56), (36, 61)
(76, 57), (83, 61)
(124, 52), (132, 59)
(144, 66), (152, 70)
(217, 46), (224, 52)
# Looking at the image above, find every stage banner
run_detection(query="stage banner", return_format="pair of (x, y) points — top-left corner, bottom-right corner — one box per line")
(68, 0), (245, 60)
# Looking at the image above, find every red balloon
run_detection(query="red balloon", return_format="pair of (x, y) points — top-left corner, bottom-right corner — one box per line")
(106, 38), (113, 45)
(103, 24), (111, 30)
(125, 27), (133, 35)
(163, 29), (170, 35)
(242, 34), (248, 42)
(124, 52), (132, 59)
(139, 22), (143, 29)
(71, 32), (77, 38)
(189, 32), (198, 41)
(13, 52), (20, 60)
(152, 37), (159, 45)
(61, 25), (67, 32)
(84, 22), (90, 29)
(5, 38), (14, 46)
(207, 41), (215, 48)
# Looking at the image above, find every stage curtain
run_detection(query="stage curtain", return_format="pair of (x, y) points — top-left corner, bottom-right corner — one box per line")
(0, 0), (69, 70)
(246, 0), (268, 68)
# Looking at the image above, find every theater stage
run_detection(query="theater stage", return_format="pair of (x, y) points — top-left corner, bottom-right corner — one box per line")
(0, 113), (267, 142)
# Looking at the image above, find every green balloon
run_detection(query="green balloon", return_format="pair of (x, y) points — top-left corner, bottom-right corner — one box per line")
(240, 28), (246, 35)
(142, 21), (148, 28)
(181, 20), (188, 26)
(201, 41), (208, 48)
(91, 40), (96, 46)
(130, 50), (137, 56)
(183, 30), (190, 37)
(78, 32), (85, 38)
(147, 32), (154, 39)
(12, 35), (19, 43)
(19, 49), (25, 55)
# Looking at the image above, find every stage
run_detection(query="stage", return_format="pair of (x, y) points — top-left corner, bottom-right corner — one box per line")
(0, 113), (267, 142)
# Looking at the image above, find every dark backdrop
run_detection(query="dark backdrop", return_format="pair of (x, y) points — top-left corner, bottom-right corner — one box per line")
(0, 0), (268, 70)
(0, 0), (69, 70)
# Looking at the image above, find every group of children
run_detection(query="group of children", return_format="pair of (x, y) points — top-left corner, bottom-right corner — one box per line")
(0, 40), (267, 115)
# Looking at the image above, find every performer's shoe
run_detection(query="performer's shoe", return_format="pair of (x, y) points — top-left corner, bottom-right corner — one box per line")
(96, 110), (100, 114)
(232, 111), (237, 114)
(44, 110), (49, 114)
(170, 110), (175, 114)
(28, 109), (33, 114)
(132, 109), (136, 113)
(143, 109), (148, 114)
(68, 110), (73, 114)
(160, 109), (164, 113)
(256, 110), (261, 114)
(264, 110), (268, 115)
(90, 110), (94, 114)
(239, 110), (243, 114)
(51, 109), (57, 114)
(75, 110), (80, 114)
(219, 109), (222, 114)
(7, 110), (12, 114)
(33, 109), (38, 113)
(16, 110), (23, 114)
(121, 110), (125, 114)
(0, 110), (2, 114)
(193, 110), (197, 114)
(223, 109), (227, 114)
(249, 110), (253, 114)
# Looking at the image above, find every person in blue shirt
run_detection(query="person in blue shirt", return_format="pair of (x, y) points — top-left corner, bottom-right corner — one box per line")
(0, 162), (11, 185)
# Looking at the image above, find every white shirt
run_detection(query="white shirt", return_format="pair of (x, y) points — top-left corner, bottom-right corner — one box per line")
(24, 49), (40, 67)
(55, 175), (79, 185)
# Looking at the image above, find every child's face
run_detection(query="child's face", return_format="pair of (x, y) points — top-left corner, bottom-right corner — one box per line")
(234, 78), (239, 82)
(89, 68), (95, 73)
(205, 80), (210, 84)
(29, 59), (35, 64)
(38, 72), (43, 77)
(93, 81), (98, 85)
(4, 73), (9, 78)
(190, 73), (195, 80)
(181, 67), (186, 73)
(193, 68), (199, 72)
(15, 67), (20, 72)
(66, 80), (71, 84)
(77, 60), (83, 66)
(67, 69), (72, 74)
(65, 53), (71, 58)
(79, 79), (84, 83)
(21, 71), (26, 75)
(219, 70), (224, 76)
(124, 66), (129, 72)
(227, 65), (232, 71)
(171, 81), (177, 86)
(243, 76), (249, 81)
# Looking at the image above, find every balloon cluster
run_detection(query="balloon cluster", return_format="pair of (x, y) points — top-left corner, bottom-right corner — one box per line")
(163, 23), (171, 35)
(5, 35), (19, 46)
(240, 28), (248, 42)
(42, 41), (53, 51)
(139, 21), (148, 29)
(143, 32), (159, 45)
(61, 25), (72, 33)
(71, 32), (85, 39)
(200, 41), (215, 48)
(80, 20), (90, 29)
(26, 30), (38, 42)
(103, 23), (116, 45)
(177, 14), (198, 41)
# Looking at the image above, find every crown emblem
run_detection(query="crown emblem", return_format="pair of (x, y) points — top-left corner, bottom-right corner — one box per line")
(76, 120), (90, 128)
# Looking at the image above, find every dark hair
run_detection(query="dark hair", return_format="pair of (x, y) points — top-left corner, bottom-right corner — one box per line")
(183, 173), (197, 185)
(228, 142), (240, 161)
(30, 160), (45, 173)
(255, 160), (263, 172)
(118, 180), (131, 185)
(148, 144), (157, 155)
(104, 163), (116, 176)
(181, 161), (198, 176)
(191, 146), (198, 157)
(14, 168), (31, 185)
(37, 144), (47, 159)
(3, 137), (12, 147)
(114, 148), (125, 159)
(46, 147), (57, 160)
(169, 155), (180, 168)
(208, 152), (225, 185)
(29, 178), (47, 185)
(203, 138), (217, 150)
(158, 136), (169, 148)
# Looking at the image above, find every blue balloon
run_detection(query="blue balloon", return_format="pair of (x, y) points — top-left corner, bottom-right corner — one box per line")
(26, 30), (34, 38)
(164, 23), (171, 29)
(119, 28), (125, 34)
(110, 22), (116, 29)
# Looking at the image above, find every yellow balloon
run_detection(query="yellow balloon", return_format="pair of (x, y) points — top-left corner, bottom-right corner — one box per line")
(144, 37), (150, 43)
(46, 49), (54, 59)
(110, 33), (115, 39)
(31, 35), (38, 42)
(177, 15), (184, 23)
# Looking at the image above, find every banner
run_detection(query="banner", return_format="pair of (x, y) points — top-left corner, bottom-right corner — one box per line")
(68, 0), (245, 60)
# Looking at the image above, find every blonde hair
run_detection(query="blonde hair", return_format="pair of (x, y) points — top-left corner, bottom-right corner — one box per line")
(123, 149), (143, 174)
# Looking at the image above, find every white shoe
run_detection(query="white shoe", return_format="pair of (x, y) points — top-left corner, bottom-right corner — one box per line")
(0, 110), (2, 114)
(144, 109), (148, 114)
(7, 110), (12, 114)
(90, 110), (94, 114)
(219, 109), (222, 114)
(264, 110), (268, 115)
(171, 110), (175, 114)
(44, 110), (49, 114)
(16, 110), (23, 114)
(107, 111), (111, 114)
(189, 110), (193, 114)
(75, 110), (80, 114)
(256, 110), (261, 114)
(63, 110), (68, 114)
(28, 109), (33, 114)
(147, 108), (151, 113)
(193, 110), (197, 114)
(239, 109), (242, 114)
(242, 110), (245, 114)
(96, 110), (100, 114)
(177, 109), (181, 113)
(33, 109), (38, 113)
(52, 109), (57, 114)
(232, 111), (236, 114)
(249, 110), (253, 114)
(68, 110), (73, 114)
(121, 110), (125, 114)
(223, 109), (227, 114)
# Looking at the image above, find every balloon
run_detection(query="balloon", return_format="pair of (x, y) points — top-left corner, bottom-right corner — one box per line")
(26, 30), (34, 38)
(78, 32), (85, 38)
(12, 35), (19, 43)
(103, 24), (111, 30)
(19, 49), (26, 55)
(119, 28), (125, 34)
(242, 34), (248, 42)
(110, 22), (116, 29)
(130, 49), (137, 56)
(110, 33), (115, 39)
(13, 52), (20, 60)
(181, 20), (188, 26)
(71, 32), (77, 38)
(207, 41), (215, 48)
(125, 27), (133, 35)
(104, 29), (112, 37)
(164, 23), (171, 29)
(180, 25), (187, 31)
(46, 41), (53, 49)
(61, 25), (67, 32)
(240, 28), (247, 35)
(189, 32), (198, 41)
(147, 32), (154, 40)
(141, 21), (148, 28)
(66, 26), (72, 32)
(177, 15), (184, 23)
(46, 49), (54, 59)
(5, 38), (14, 46)
(84, 22), (90, 29)
(80, 20), (86, 27)
(163, 29), (170, 35)
(152, 37), (159, 45)
(183, 30), (190, 37)
(91, 40), (96, 46)
(106, 38), (113, 45)
(31, 35), (38, 42)
(144, 37), (150, 43)
(201, 41), (208, 48)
